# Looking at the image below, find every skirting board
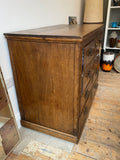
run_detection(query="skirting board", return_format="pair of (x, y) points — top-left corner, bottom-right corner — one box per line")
(21, 120), (78, 143)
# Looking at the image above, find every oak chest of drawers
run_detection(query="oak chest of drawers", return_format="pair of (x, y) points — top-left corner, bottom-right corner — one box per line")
(5, 24), (104, 143)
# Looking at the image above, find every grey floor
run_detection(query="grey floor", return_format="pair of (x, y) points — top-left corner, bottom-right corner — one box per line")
(13, 127), (74, 155)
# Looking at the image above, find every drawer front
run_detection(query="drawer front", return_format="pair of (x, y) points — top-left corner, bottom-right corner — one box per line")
(79, 81), (98, 136)
(83, 40), (97, 69)
(80, 68), (99, 115)
(82, 60), (94, 93)
(0, 88), (8, 111)
(82, 39), (100, 94)
(82, 51), (100, 94)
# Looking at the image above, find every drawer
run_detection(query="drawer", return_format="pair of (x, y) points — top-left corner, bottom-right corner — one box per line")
(82, 61), (94, 93)
(83, 40), (97, 69)
(0, 88), (8, 111)
(82, 53), (100, 94)
(79, 81), (98, 136)
(80, 69), (99, 115)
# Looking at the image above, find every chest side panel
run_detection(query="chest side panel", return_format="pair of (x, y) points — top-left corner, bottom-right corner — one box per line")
(8, 40), (75, 134)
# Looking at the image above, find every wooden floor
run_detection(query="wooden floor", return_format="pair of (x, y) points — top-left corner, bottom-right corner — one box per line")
(6, 71), (120, 160)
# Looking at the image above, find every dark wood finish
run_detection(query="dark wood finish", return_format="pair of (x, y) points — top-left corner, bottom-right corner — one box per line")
(4, 24), (103, 39)
(80, 66), (98, 115)
(83, 40), (97, 69)
(8, 41), (75, 134)
(0, 118), (19, 154)
(82, 59), (95, 94)
(5, 24), (104, 143)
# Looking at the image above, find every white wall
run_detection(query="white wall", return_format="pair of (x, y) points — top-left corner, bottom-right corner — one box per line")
(0, 0), (85, 128)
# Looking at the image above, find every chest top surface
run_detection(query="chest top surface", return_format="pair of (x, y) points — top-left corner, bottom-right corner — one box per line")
(4, 24), (104, 40)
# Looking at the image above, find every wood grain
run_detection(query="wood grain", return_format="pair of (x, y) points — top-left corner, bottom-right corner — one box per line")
(0, 145), (6, 160)
(83, 39), (96, 70)
(4, 24), (103, 39)
(75, 139), (112, 160)
(73, 44), (82, 135)
(0, 118), (19, 154)
(8, 41), (75, 134)
(5, 24), (103, 143)
(76, 70), (120, 159)
(68, 152), (95, 160)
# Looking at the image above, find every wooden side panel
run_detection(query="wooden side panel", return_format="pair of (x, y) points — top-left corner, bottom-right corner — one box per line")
(0, 118), (19, 154)
(8, 40), (75, 134)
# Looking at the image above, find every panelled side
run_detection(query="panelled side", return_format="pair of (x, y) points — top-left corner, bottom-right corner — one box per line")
(7, 39), (75, 135)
